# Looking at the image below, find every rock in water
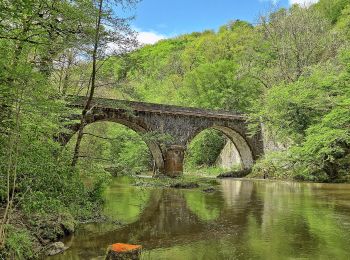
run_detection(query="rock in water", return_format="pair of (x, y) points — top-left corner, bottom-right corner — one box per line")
(106, 243), (142, 260)
(170, 182), (199, 189)
(217, 169), (251, 178)
(46, 242), (68, 256)
(203, 187), (216, 193)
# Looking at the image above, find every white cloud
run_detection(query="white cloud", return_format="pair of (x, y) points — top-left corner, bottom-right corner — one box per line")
(259, 0), (279, 4)
(289, 0), (319, 6)
(105, 30), (167, 54)
(259, 0), (280, 4)
(259, 0), (319, 6)
(137, 31), (167, 45)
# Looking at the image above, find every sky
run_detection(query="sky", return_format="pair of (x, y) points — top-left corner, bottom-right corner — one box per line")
(131, 0), (320, 45)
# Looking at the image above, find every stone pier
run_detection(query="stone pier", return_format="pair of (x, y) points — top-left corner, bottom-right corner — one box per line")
(164, 145), (185, 177)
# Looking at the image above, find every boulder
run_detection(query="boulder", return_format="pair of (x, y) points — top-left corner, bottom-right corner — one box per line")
(46, 242), (68, 256)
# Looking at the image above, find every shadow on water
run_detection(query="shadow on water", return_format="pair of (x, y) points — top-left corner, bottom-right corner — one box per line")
(48, 178), (350, 260)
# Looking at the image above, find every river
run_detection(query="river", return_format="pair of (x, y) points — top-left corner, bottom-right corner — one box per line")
(48, 177), (350, 259)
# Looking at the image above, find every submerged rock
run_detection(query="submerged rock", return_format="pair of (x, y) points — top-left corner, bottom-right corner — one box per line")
(46, 242), (68, 256)
(202, 187), (216, 193)
(170, 182), (199, 189)
(217, 169), (251, 178)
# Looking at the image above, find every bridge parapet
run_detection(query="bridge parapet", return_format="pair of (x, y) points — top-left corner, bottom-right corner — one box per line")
(67, 96), (245, 120)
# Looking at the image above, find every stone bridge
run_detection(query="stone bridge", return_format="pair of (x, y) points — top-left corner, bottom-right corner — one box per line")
(60, 96), (264, 177)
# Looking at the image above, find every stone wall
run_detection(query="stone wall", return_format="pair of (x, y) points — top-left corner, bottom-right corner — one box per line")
(216, 139), (242, 170)
(260, 123), (286, 153)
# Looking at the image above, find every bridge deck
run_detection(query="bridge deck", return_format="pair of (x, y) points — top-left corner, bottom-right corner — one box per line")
(68, 96), (245, 120)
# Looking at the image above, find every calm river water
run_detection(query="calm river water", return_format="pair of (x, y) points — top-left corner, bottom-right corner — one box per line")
(49, 177), (350, 259)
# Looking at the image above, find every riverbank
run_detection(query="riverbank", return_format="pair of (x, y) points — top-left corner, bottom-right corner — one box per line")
(1, 207), (133, 259)
(0, 204), (108, 259)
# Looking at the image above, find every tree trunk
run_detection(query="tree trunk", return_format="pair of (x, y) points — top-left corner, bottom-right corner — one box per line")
(71, 0), (104, 167)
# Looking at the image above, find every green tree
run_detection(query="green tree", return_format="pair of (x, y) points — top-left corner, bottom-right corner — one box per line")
(257, 6), (340, 85)
(71, 0), (139, 166)
(315, 0), (349, 24)
(186, 129), (226, 168)
(180, 60), (260, 111)
(0, 0), (94, 249)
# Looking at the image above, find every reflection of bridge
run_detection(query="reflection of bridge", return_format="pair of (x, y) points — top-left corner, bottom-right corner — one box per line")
(61, 181), (261, 257)
(60, 96), (264, 176)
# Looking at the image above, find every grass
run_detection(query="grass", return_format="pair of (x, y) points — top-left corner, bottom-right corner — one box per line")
(184, 165), (242, 177)
(1, 225), (35, 260)
(132, 173), (221, 190)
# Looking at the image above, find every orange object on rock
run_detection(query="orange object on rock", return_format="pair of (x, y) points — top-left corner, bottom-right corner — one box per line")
(106, 243), (142, 260)
(111, 243), (142, 252)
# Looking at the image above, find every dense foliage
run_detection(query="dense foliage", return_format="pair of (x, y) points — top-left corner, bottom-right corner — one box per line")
(1, 0), (350, 258)
(185, 129), (226, 169)
(0, 0), (136, 257)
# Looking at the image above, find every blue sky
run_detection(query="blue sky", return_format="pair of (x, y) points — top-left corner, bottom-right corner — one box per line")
(129, 0), (319, 44)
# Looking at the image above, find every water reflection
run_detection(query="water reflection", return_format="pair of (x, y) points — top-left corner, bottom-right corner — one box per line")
(184, 189), (223, 221)
(220, 179), (255, 208)
(103, 176), (151, 223)
(49, 179), (350, 260)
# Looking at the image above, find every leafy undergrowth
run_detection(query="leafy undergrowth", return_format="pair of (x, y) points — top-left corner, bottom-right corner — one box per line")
(0, 168), (110, 259)
(250, 150), (350, 183)
(185, 165), (242, 177)
(0, 224), (35, 260)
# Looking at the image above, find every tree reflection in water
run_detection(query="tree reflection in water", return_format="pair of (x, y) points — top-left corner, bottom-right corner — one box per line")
(48, 178), (350, 260)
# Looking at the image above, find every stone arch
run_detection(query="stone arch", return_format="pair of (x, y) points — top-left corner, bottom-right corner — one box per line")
(186, 125), (254, 170)
(61, 118), (165, 173)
